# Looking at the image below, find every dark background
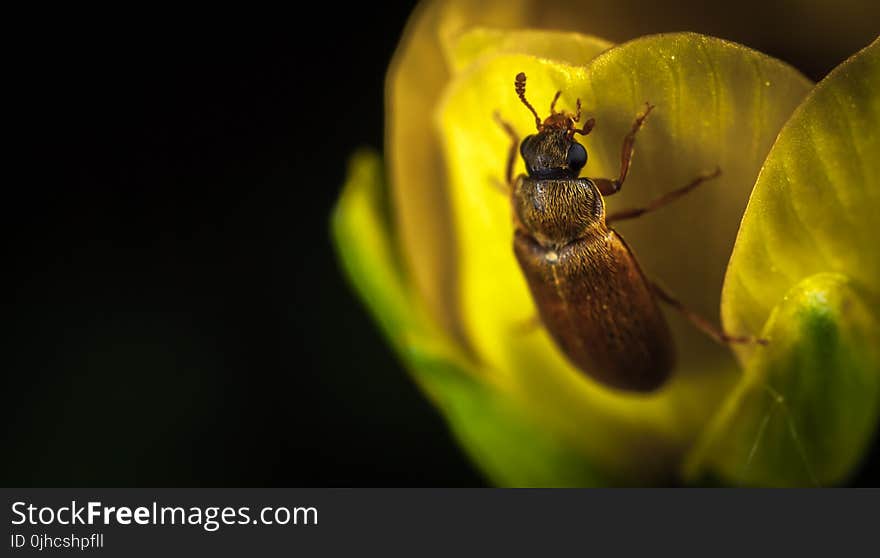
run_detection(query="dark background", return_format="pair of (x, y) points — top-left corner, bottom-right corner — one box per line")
(5, 3), (484, 486)
(5, 4), (878, 486)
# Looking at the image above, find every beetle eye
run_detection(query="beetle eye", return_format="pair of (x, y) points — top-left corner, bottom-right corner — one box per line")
(520, 135), (535, 157)
(567, 142), (587, 170)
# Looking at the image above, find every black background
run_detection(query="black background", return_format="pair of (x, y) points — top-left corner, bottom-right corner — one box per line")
(6, 2), (482, 486)
(5, 4), (878, 486)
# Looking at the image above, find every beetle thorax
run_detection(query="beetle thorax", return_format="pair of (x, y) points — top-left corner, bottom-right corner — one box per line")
(513, 176), (605, 248)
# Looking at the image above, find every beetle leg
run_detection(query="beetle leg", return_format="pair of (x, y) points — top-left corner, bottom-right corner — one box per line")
(606, 167), (721, 224)
(648, 280), (769, 345)
(490, 177), (510, 195)
(494, 111), (519, 189)
(510, 314), (543, 334)
(592, 102), (655, 196)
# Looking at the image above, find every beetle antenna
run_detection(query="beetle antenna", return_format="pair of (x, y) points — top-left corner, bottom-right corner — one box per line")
(515, 72), (542, 129)
(549, 91), (562, 114)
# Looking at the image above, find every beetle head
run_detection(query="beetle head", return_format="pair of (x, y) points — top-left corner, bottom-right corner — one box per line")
(515, 72), (595, 179)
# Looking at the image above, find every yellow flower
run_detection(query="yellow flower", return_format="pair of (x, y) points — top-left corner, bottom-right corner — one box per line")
(333, 0), (880, 486)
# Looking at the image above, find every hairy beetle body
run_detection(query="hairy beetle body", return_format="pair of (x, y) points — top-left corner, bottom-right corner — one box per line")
(500, 72), (676, 392)
(512, 174), (673, 391)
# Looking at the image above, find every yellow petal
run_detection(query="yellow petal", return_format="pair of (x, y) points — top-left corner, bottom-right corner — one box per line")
(445, 27), (612, 73)
(723, 38), (880, 362)
(692, 39), (880, 485)
(387, 0), (550, 341)
(437, 33), (812, 481)
(387, 0), (877, 344)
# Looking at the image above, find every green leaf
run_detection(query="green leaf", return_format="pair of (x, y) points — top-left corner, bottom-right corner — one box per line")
(687, 273), (880, 486)
(696, 39), (880, 486)
(436, 32), (812, 482)
(722, 38), (880, 361)
(331, 149), (415, 341)
(405, 345), (611, 487)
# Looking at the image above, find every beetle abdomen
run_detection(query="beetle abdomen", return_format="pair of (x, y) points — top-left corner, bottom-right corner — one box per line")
(513, 228), (674, 392)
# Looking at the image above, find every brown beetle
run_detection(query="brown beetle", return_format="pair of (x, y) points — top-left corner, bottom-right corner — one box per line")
(496, 72), (762, 392)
